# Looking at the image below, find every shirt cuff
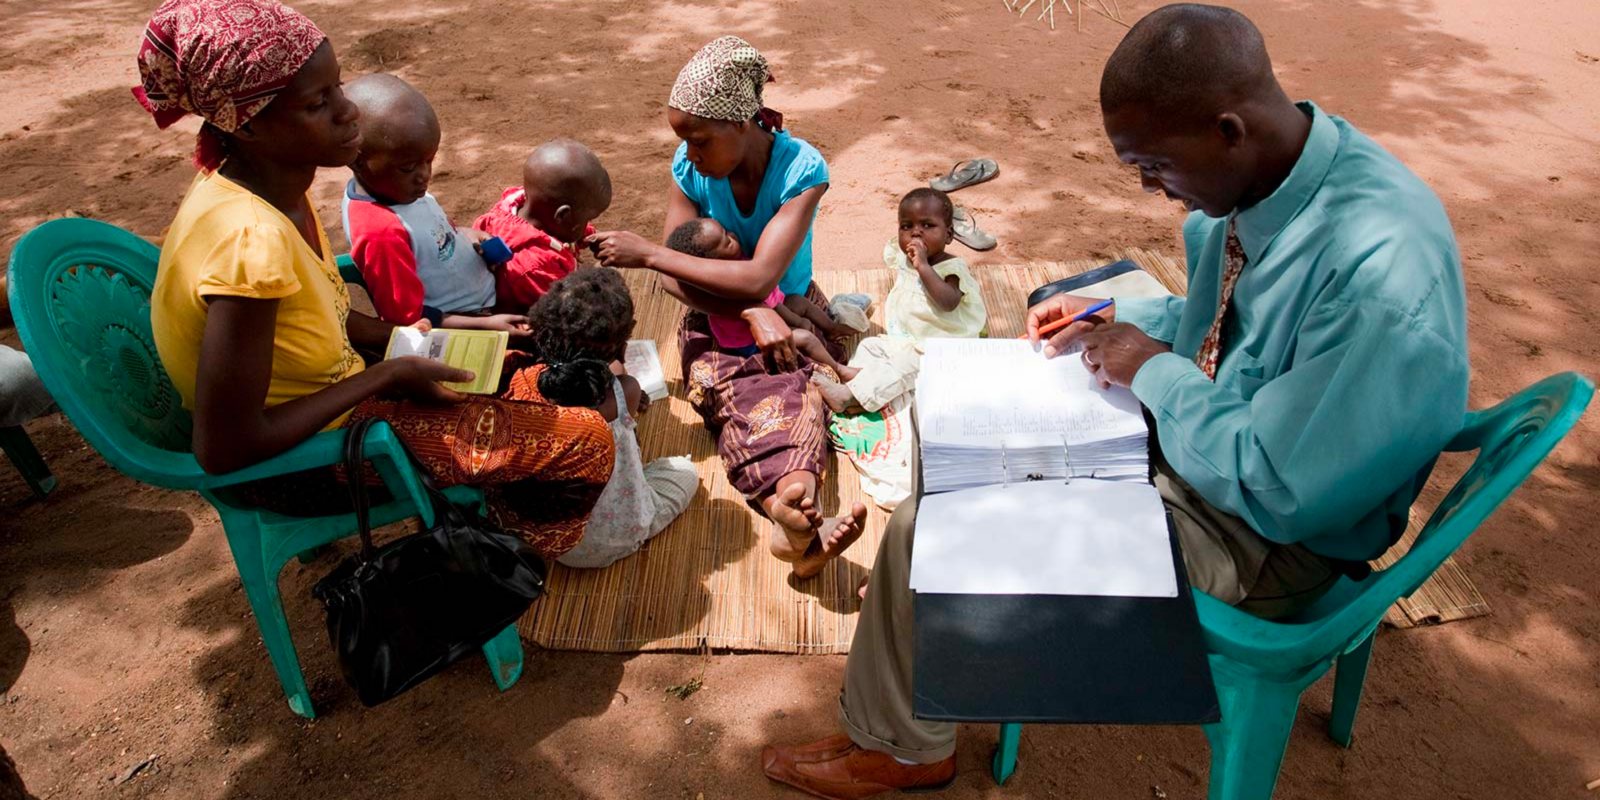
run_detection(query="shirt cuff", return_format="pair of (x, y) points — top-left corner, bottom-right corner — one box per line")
(1113, 296), (1173, 342)
(1130, 351), (1196, 410)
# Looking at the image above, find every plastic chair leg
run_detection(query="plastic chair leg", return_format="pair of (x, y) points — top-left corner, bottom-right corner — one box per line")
(1328, 631), (1375, 748)
(0, 426), (55, 498)
(221, 520), (317, 719)
(993, 723), (1022, 784)
(1203, 676), (1303, 800)
(481, 624), (524, 691)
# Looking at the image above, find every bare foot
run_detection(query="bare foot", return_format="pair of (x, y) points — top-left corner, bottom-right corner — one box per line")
(792, 502), (868, 579)
(810, 372), (865, 415)
(769, 482), (824, 555)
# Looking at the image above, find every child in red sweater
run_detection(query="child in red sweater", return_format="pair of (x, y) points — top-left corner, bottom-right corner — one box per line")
(473, 139), (613, 310)
(341, 74), (528, 335)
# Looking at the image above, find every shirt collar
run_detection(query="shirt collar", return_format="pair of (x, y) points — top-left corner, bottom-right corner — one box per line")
(345, 178), (374, 203)
(1231, 101), (1339, 264)
(346, 178), (417, 207)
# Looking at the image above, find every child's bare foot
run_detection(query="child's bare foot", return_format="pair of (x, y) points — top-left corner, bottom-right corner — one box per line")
(811, 372), (865, 415)
(792, 502), (868, 579)
(818, 318), (856, 342)
(770, 482), (824, 553)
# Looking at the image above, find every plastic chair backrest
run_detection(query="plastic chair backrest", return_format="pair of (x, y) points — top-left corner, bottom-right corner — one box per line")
(335, 254), (366, 288)
(7, 218), (206, 489)
(1205, 371), (1593, 663)
(1345, 373), (1591, 621)
(1385, 372), (1591, 592)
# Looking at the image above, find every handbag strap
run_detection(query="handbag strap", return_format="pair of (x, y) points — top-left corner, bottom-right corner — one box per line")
(344, 416), (380, 562)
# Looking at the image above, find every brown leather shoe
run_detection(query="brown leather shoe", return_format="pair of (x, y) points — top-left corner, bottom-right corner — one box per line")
(761, 733), (956, 800)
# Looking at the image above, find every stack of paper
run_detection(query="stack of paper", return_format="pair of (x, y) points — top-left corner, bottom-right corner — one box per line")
(625, 339), (668, 402)
(914, 339), (1150, 493)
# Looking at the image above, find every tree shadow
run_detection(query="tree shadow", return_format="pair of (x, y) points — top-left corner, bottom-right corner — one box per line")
(168, 555), (623, 800)
(0, 596), (26, 695)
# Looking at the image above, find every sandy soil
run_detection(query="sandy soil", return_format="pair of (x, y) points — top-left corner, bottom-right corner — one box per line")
(1, 1), (1597, 798)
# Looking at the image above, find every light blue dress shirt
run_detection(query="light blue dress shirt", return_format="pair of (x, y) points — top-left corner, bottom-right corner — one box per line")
(1115, 102), (1469, 561)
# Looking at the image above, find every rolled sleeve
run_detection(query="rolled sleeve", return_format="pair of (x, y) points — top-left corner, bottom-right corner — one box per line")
(1114, 295), (1185, 344)
(1146, 297), (1467, 548)
(1130, 350), (1199, 409)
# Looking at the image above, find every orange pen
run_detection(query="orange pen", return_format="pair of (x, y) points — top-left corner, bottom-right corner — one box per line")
(1018, 299), (1115, 340)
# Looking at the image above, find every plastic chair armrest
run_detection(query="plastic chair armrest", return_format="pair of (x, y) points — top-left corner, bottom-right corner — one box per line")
(197, 429), (350, 489)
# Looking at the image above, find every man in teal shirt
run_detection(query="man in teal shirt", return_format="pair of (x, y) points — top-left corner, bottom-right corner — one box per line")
(1048, 6), (1469, 613)
(761, 5), (1469, 797)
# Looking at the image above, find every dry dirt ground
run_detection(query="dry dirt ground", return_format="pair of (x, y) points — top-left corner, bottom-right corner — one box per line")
(1, 1), (1597, 798)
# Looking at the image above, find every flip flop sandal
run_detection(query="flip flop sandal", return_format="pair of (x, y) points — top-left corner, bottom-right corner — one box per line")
(830, 292), (875, 314)
(951, 206), (998, 251)
(829, 302), (871, 333)
(930, 158), (999, 193)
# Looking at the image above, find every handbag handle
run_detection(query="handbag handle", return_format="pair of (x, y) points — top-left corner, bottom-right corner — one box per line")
(344, 416), (381, 562)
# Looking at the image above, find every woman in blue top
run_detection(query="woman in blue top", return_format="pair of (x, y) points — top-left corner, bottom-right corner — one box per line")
(589, 36), (866, 579)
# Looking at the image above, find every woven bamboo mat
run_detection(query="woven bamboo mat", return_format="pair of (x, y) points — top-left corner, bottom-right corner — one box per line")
(518, 248), (1484, 652)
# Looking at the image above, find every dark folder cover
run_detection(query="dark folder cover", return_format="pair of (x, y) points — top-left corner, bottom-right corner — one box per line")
(911, 511), (1221, 725)
(912, 259), (1219, 725)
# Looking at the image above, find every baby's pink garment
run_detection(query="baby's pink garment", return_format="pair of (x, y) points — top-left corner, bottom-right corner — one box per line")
(707, 287), (785, 350)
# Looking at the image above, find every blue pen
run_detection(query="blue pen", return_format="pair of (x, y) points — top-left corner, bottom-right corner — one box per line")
(1020, 298), (1114, 339)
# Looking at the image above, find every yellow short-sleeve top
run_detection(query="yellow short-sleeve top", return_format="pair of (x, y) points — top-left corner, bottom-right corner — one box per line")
(151, 171), (363, 430)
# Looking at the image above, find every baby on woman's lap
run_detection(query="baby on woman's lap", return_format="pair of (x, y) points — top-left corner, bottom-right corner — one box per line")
(666, 218), (867, 576)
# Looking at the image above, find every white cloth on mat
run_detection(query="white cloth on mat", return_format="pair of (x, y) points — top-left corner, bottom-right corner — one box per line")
(557, 378), (699, 569)
(843, 336), (922, 414)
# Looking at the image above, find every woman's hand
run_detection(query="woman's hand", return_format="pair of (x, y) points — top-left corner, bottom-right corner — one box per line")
(741, 306), (799, 373)
(381, 356), (473, 405)
(1025, 293), (1115, 358)
(585, 230), (658, 269)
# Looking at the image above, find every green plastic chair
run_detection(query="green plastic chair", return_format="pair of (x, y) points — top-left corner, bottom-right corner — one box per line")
(1, 426), (55, 497)
(7, 217), (524, 719)
(335, 255), (367, 289)
(993, 371), (1594, 798)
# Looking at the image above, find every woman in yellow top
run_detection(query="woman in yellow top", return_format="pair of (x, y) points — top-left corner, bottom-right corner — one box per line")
(135, 0), (613, 558)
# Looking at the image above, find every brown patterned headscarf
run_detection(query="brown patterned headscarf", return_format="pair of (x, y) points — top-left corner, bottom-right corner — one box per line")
(132, 0), (326, 171)
(668, 36), (784, 132)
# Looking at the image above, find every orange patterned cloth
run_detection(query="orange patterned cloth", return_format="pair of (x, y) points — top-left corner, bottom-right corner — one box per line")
(350, 360), (614, 559)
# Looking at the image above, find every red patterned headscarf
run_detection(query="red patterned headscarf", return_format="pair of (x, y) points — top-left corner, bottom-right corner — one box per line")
(132, 0), (325, 171)
(668, 36), (784, 132)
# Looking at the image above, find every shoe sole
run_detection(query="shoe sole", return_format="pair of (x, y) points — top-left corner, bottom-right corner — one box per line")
(901, 773), (957, 793)
(764, 769), (957, 800)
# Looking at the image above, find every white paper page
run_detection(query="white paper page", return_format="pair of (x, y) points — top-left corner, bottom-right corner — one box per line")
(388, 327), (447, 360)
(909, 479), (1178, 597)
(915, 339), (1146, 448)
(624, 339), (668, 401)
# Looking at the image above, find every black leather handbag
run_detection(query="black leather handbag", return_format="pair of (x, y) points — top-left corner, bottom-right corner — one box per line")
(312, 418), (547, 707)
